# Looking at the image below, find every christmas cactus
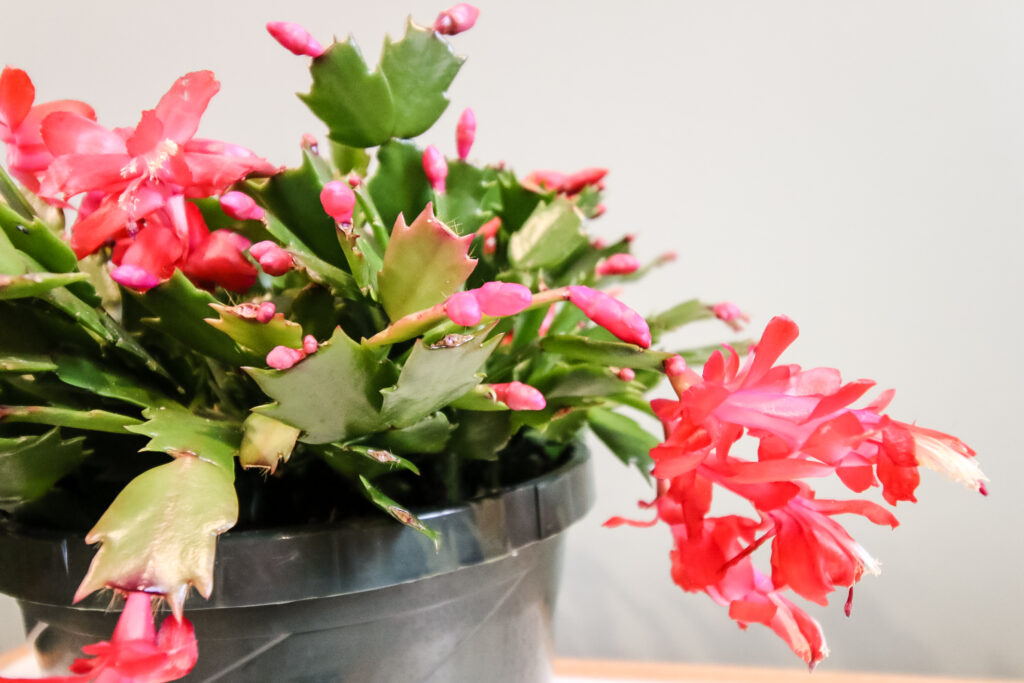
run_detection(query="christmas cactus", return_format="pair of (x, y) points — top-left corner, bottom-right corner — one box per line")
(0, 4), (985, 679)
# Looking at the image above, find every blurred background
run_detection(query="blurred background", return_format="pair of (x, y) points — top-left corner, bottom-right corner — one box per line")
(1, 1), (1021, 678)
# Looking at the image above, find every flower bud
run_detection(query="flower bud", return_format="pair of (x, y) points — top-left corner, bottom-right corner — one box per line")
(110, 264), (160, 292)
(249, 240), (277, 260)
(301, 133), (319, 154)
(346, 173), (362, 188)
(266, 22), (325, 58)
(422, 145), (448, 193)
(456, 108), (476, 160)
(592, 203), (607, 218)
(266, 345), (305, 370)
(258, 245), (294, 276)
(434, 3), (480, 35)
(219, 191), (264, 221)
(256, 301), (276, 323)
(302, 335), (319, 354)
(595, 253), (640, 276)
(476, 216), (501, 255)
(617, 367), (636, 382)
(491, 381), (546, 411)
(320, 180), (356, 224)
(567, 285), (651, 348)
(445, 291), (482, 326)
(712, 301), (750, 332)
(475, 281), (531, 316)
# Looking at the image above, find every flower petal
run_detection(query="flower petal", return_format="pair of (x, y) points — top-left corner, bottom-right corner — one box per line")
(154, 71), (219, 144)
(0, 67), (34, 131)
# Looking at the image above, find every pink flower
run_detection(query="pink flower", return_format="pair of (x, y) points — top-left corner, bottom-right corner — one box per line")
(0, 67), (96, 193)
(444, 291), (482, 326)
(266, 21), (325, 58)
(456, 108), (476, 160)
(490, 381), (546, 410)
(219, 191), (264, 221)
(422, 145), (448, 193)
(320, 180), (356, 224)
(475, 281), (531, 316)
(522, 167), (607, 196)
(595, 253), (640, 276)
(433, 3), (480, 35)
(567, 285), (651, 348)
(266, 345), (305, 370)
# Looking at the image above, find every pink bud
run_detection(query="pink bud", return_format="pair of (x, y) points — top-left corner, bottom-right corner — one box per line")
(474, 281), (532, 316)
(617, 367), (636, 382)
(592, 203), (607, 218)
(302, 335), (319, 354)
(491, 381), (546, 411)
(595, 253), (641, 276)
(476, 216), (501, 238)
(320, 180), (356, 224)
(445, 291), (482, 326)
(266, 345), (305, 370)
(346, 173), (362, 188)
(664, 355), (688, 377)
(256, 301), (276, 323)
(538, 305), (557, 336)
(258, 245), (294, 276)
(249, 240), (277, 260)
(657, 250), (678, 264)
(712, 301), (750, 332)
(110, 264), (160, 292)
(220, 191), (264, 221)
(434, 3), (480, 35)
(301, 133), (319, 154)
(422, 145), (448, 193)
(266, 22), (325, 58)
(456, 108), (476, 160)
(567, 285), (651, 348)
(563, 167), (608, 194)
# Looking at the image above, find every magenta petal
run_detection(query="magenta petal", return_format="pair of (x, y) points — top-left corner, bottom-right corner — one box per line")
(110, 264), (161, 292)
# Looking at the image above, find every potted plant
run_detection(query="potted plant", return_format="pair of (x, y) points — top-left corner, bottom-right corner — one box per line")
(0, 4), (987, 681)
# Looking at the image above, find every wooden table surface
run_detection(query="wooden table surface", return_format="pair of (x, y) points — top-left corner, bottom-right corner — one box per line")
(553, 658), (1023, 683)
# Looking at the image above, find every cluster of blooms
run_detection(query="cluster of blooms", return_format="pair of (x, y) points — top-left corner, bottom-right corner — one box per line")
(608, 316), (986, 666)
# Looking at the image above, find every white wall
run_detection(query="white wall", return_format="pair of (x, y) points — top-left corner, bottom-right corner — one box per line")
(1, 1), (1021, 677)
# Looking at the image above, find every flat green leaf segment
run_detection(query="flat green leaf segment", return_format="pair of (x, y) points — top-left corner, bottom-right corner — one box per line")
(126, 404), (240, 475)
(247, 326), (398, 444)
(587, 407), (657, 479)
(301, 22), (464, 148)
(0, 429), (85, 508)
(379, 203), (476, 320)
(74, 456), (239, 617)
(540, 336), (673, 369)
(509, 197), (587, 269)
(54, 355), (171, 408)
(205, 303), (304, 357)
(0, 405), (140, 434)
(434, 161), (501, 235)
(382, 333), (500, 428)
(648, 298), (713, 336)
(239, 413), (299, 473)
(359, 475), (439, 549)
(367, 141), (431, 232)
(0, 272), (88, 299)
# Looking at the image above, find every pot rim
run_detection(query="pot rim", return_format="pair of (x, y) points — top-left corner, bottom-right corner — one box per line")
(0, 445), (593, 609)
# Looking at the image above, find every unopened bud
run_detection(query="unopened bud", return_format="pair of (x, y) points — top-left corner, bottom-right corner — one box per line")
(434, 3), (480, 35)
(595, 253), (640, 276)
(456, 108), (476, 160)
(249, 240), (277, 261)
(475, 281), (531, 316)
(256, 301), (276, 323)
(422, 145), (448, 193)
(664, 355), (688, 377)
(301, 133), (319, 154)
(302, 335), (319, 354)
(617, 367), (636, 382)
(266, 345), (305, 370)
(491, 381), (546, 411)
(220, 191), (264, 221)
(346, 172), (362, 188)
(320, 180), (356, 224)
(258, 245), (293, 276)
(266, 21), (325, 58)
(445, 291), (482, 326)
(592, 203), (607, 218)
(567, 285), (651, 348)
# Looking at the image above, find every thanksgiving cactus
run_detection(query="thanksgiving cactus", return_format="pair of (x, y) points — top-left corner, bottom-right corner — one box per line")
(0, 5), (984, 680)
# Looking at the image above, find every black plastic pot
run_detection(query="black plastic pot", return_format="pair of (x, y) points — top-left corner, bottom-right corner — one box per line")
(0, 449), (593, 682)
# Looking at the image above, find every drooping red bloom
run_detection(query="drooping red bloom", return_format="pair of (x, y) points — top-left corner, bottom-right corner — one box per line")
(0, 67), (96, 193)
(0, 592), (197, 683)
(618, 316), (984, 665)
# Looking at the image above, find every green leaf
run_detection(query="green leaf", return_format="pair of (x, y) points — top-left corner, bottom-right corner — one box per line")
(434, 161), (502, 236)
(0, 429), (85, 508)
(587, 407), (657, 479)
(0, 405), (141, 434)
(331, 142), (371, 176)
(0, 353), (57, 373)
(508, 197), (587, 270)
(239, 413), (300, 473)
(449, 409), (512, 461)
(379, 19), (465, 138)
(74, 456), (239, 616)
(319, 443), (420, 480)
(0, 271), (89, 299)
(359, 474), (439, 549)
(367, 140), (431, 233)
(288, 247), (363, 301)
(496, 170), (542, 233)
(129, 271), (254, 367)
(126, 404), (240, 475)
(0, 165), (36, 220)
(540, 335), (672, 369)
(300, 38), (396, 148)
(536, 365), (632, 400)
(648, 299), (713, 335)
(53, 355), (171, 408)
(381, 332), (499, 428)
(205, 303), (304, 357)
(0, 204), (77, 274)
(247, 326), (397, 444)
(257, 150), (346, 268)
(378, 203), (476, 320)
(377, 412), (453, 455)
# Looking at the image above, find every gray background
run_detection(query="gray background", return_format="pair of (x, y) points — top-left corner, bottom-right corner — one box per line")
(1, 1), (1021, 678)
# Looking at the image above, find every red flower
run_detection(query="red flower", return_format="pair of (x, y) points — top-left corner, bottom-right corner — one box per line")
(0, 592), (197, 683)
